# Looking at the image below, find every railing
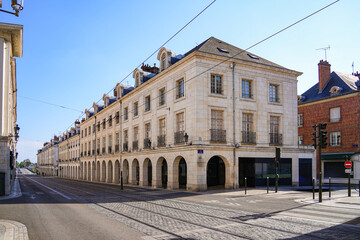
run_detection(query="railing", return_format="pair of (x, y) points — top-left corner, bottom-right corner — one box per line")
(241, 131), (256, 144)
(269, 97), (280, 103)
(92, 150), (95, 155)
(158, 135), (166, 147)
(97, 149), (100, 155)
(84, 151), (87, 156)
(115, 144), (119, 152)
(123, 142), (128, 152)
(108, 146), (112, 153)
(145, 103), (150, 112)
(81, 152), (83, 157)
(133, 140), (138, 151)
(174, 131), (185, 144)
(88, 151), (90, 156)
(102, 147), (105, 153)
(143, 138), (151, 149)
(269, 133), (283, 145)
(210, 129), (226, 143)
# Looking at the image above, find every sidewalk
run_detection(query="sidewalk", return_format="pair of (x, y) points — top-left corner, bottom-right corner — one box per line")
(0, 178), (29, 240)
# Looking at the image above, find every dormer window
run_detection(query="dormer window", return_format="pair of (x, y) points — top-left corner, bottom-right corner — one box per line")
(161, 53), (166, 71)
(329, 86), (342, 95)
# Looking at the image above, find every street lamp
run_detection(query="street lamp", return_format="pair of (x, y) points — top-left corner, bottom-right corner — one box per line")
(0, 0), (24, 16)
(14, 124), (20, 142)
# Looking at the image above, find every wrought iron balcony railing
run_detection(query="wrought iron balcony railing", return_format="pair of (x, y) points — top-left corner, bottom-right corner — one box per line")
(102, 147), (105, 154)
(241, 131), (256, 144)
(115, 144), (119, 152)
(133, 140), (138, 151)
(210, 129), (226, 143)
(269, 133), (283, 145)
(157, 135), (166, 147)
(123, 142), (128, 152)
(143, 138), (151, 149)
(108, 146), (112, 153)
(174, 131), (185, 144)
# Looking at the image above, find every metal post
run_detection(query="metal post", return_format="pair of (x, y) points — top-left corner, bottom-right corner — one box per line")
(267, 177), (269, 194)
(245, 177), (247, 195)
(275, 172), (278, 193)
(359, 180), (360, 197)
(319, 171), (322, 202)
(312, 177), (315, 200)
(232, 62), (236, 189)
(329, 177), (331, 198)
(348, 173), (351, 197)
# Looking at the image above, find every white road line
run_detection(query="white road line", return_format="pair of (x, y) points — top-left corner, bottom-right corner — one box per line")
(23, 176), (72, 200)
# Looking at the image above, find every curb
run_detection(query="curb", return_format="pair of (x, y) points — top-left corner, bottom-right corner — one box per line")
(0, 220), (29, 240)
(0, 178), (22, 201)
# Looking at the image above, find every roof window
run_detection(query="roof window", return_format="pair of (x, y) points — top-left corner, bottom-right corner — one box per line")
(329, 86), (342, 95)
(217, 47), (229, 53)
(247, 54), (259, 60)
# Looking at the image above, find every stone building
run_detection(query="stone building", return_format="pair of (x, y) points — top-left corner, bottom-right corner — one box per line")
(37, 136), (59, 176)
(298, 60), (360, 184)
(68, 37), (313, 191)
(0, 23), (22, 195)
(58, 121), (80, 179)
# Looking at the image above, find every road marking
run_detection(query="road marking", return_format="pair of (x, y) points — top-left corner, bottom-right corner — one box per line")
(23, 176), (72, 200)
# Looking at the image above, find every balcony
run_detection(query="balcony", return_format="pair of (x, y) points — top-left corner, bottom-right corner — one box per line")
(81, 152), (83, 157)
(88, 151), (90, 156)
(157, 135), (166, 147)
(210, 129), (226, 143)
(174, 131), (185, 144)
(123, 142), (128, 152)
(115, 144), (119, 152)
(269, 133), (283, 145)
(92, 150), (95, 155)
(84, 151), (87, 157)
(241, 131), (256, 144)
(102, 147), (105, 154)
(97, 149), (100, 155)
(143, 138), (151, 149)
(133, 140), (138, 151)
(108, 146), (112, 154)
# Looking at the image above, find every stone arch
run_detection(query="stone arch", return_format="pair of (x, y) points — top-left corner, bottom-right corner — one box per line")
(173, 156), (187, 190)
(114, 160), (120, 184)
(101, 161), (106, 182)
(132, 159), (140, 185)
(123, 159), (129, 184)
(107, 160), (113, 183)
(84, 162), (87, 180)
(142, 158), (152, 187)
(96, 161), (101, 182)
(78, 166), (81, 179)
(92, 161), (96, 181)
(156, 157), (168, 188)
(206, 155), (228, 189)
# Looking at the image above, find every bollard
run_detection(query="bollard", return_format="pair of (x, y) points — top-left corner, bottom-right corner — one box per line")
(275, 174), (278, 193)
(348, 173), (351, 197)
(329, 177), (331, 198)
(267, 177), (269, 194)
(245, 177), (247, 195)
(312, 177), (315, 200)
(120, 171), (123, 190)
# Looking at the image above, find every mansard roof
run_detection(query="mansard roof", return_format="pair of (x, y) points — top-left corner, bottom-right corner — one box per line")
(298, 72), (360, 105)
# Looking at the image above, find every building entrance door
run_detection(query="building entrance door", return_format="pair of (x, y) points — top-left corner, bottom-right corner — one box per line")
(299, 158), (312, 186)
(0, 173), (5, 196)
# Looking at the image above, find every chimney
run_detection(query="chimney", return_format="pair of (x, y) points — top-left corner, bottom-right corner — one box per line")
(318, 60), (331, 93)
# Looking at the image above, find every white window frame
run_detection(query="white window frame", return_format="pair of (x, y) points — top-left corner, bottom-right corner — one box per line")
(330, 107), (340, 123)
(330, 132), (341, 146)
(298, 114), (303, 127)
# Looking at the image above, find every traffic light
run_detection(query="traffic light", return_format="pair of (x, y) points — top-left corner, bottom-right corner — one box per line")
(311, 124), (317, 149)
(319, 123), (328, 148)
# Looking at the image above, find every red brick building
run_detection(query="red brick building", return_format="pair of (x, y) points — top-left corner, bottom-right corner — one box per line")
(298, 60), (360, 183)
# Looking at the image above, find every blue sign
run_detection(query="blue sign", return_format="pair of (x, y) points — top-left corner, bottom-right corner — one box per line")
(198, 149), (204, 154)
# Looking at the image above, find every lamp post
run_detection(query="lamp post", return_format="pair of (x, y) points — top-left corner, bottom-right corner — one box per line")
(0, 0), (24, 16)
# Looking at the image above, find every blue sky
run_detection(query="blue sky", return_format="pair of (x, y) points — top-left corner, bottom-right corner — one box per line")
(1, 0), (359, 162)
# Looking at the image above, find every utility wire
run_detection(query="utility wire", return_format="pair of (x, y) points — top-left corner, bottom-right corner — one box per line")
(62, 0), (217, 133)
(62, 0), (339, 135)
(18, 95), (83, 113)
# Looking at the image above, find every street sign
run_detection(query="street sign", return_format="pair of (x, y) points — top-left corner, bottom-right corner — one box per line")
(197, 150), (203, 154)
(345, 169), (351, 174)
(344, 161), (352, 169)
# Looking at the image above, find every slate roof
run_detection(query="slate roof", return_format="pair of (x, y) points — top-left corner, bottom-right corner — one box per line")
(185, 36), (290, 71)
(298, 71), (360, 105)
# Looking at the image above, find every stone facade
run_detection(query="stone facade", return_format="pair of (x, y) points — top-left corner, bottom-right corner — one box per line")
(0, 23), (22, 195)
(41, 37), (314, 190)
(37, 136), (59, 176)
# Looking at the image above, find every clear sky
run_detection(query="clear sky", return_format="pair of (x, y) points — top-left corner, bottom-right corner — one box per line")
(1, 0), (359, 162)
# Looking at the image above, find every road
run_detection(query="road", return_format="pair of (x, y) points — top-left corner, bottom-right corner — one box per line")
(1, 174), (359, 239)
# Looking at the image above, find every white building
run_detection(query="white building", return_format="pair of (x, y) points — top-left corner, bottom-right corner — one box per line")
(0, 23), (22, 195)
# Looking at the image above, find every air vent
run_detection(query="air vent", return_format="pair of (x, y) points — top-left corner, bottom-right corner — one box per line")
(217, 47), (229, 53)
(247, 54), (259, 60)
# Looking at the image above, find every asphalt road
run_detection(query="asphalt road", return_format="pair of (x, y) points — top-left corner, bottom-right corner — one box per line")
(1, 174), (360, 239)
(0, 174), (144, 240)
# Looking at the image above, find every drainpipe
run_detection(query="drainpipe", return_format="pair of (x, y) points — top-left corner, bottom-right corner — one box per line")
(119, 99), (123, 189)
(232, 62), (236, 189)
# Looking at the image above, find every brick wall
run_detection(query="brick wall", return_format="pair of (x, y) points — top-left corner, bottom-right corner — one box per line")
(298, 94), (360, 153)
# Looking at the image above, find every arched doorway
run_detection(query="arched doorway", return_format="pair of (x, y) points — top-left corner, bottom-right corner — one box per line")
(96, 161), (101, 182)
(114, 160), (120, 184)
(132, 159), (140, 185)
(101, 161), (106, 182)
(162, 159), (168, 188)
(108, 161), (113, 183)
(92, 161), (96, 181)
(178, 158), (187, 189)
(84, 162), (87, 180)
(123, 159), (129, 184)
(143, 158), (152, 186)
(207, 156), (225, 188)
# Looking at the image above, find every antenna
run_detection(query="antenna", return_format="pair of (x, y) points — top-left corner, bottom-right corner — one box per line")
(352, 62), (355, 74)
(316, 45), (330, 61)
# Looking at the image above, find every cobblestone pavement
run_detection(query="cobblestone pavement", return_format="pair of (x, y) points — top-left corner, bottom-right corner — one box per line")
(28, 177), (360, 240)
(0, 220), (29, 240)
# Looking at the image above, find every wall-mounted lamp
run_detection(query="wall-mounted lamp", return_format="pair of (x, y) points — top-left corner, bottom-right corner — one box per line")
(0, 0), (24, 16)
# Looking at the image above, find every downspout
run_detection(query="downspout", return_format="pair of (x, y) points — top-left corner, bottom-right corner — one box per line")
(94, 115), (97, 182)
(232, 62), (236, 189)
(119, 99), (123, 189)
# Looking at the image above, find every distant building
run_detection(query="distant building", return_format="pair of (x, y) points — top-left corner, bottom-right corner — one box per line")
(298, 60), (360, 184)
(37, 136), (59, 176)
(0, 23), (23, 196)
(41, 37), (314, 190)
